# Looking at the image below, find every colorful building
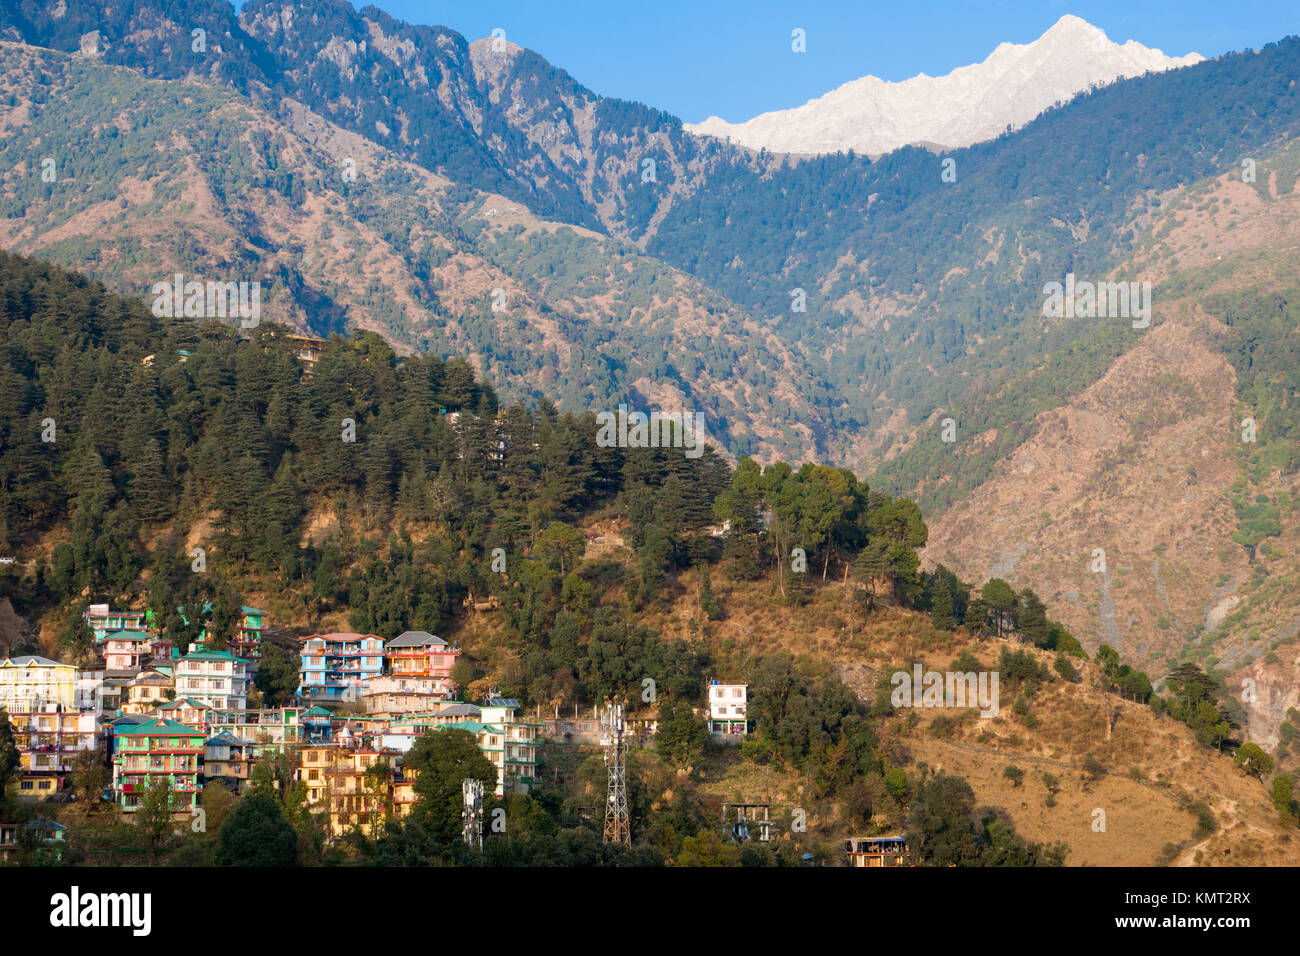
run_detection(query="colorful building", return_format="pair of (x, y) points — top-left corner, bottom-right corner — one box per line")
(0, 656), (79, 712)
(102, 631), (151, 675)
(83, 604), (148, 643)
(297, 633), (384, 705)
(155, 697), (213, 730)
(178, 603), (266, 663)
(231, 606), (266, 661)
(8, 708), (98, 799)
(207, 706), (304, 757)
(112, 717), (205, 814)
(384, 630), (458, 697)
(294, 744), (411, 837)
(175, 648), (251, 711)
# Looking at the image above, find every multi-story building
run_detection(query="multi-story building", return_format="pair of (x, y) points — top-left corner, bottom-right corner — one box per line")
(707, 680), (750, 736)
(384, 631), (458, 697)
(377, 698), (538, 797)
(112, 718), (205, 814)
(175, 648), (251, 710)
(83, 604), (148, 643)
(204, 731), (251, 793)
(121, 668), (175, 715)
(206, 706), (303, 758)
(184, 605), (268, 663)
(8, 707), (98, 799)
(0, 656), (79, 711)
(231, 606), (266, 662)
(362, 674), (457, 716)
(479, 697), (540, 795)
(102, 632), (151, 675)
(297, 633), (384, 705)
(294, 743), (411, 837)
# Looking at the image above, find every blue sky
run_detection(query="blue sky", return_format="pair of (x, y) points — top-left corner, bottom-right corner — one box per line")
(345, 1), (1300, 124)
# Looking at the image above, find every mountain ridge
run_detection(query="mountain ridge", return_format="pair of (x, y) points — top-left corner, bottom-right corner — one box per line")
(686, 14), (1203, 156)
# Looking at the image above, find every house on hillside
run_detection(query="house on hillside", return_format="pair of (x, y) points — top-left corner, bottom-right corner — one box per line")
(0, 656), (79, 711)
(707, 680), (750, 736)
(845, 836), (909, 867)
(385, 630), (458, 697)
(204, 731), (251, 793)
(297, 633), (384, 705)
(121, 668), (175, 715)
(175, 648), (251, 711)
(83, 604), (147, 643)
(112, 718), (205, 815)
(0, 818), (68, 863)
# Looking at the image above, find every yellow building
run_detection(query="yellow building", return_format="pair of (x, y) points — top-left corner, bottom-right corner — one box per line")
(0, 656), (79, 712)
(294, 744), (414, 838)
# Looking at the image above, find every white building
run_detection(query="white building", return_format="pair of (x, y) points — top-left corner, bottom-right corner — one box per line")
(175, 648), (251, 710)
(707, 680), (749, 736)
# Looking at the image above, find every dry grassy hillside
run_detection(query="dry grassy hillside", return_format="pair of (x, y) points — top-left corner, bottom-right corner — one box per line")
(924, 139), (1300, 746)
(638, 565), (1300, 866)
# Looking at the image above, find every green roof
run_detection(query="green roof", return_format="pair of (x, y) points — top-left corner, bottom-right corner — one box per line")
(180, 650), (250, 663)
(438, 721), (502, 735)
(117, 718), (204, 736)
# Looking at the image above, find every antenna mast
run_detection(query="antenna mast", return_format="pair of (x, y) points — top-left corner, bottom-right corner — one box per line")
(601, 702), (630, 846)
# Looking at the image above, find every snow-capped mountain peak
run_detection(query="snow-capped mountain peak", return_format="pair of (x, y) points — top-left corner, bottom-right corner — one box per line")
(685, 15), (1203, 156)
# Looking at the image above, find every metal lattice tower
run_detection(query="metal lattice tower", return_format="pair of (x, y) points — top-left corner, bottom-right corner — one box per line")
(601, 702), (630, 846)
(462, 777), (483, 851)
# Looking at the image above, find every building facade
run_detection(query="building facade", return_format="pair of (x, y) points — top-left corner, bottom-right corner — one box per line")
(175, 649), (251, 710)
(112, 718), (205, 814)
(707, 680), (750, 736)
(0, 656), (79, 711)
(384, 630), (458, 697)
(8, 707), (98, 799)
(297, 633), (384, 705)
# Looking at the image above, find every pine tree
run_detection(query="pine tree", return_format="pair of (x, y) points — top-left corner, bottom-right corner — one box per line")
(931, 583), (956, 631)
